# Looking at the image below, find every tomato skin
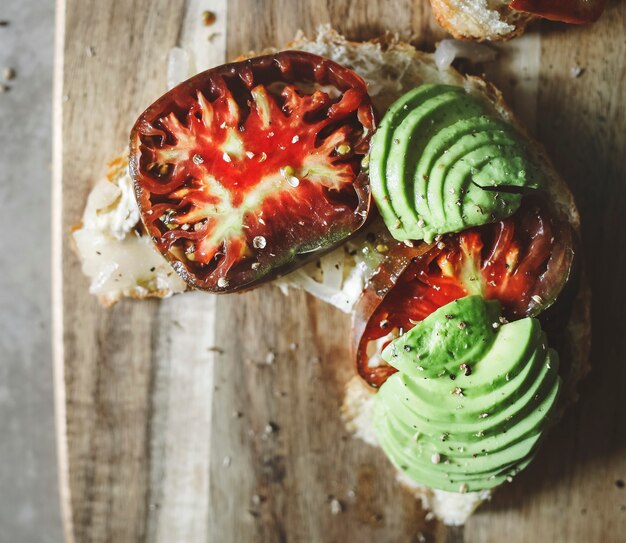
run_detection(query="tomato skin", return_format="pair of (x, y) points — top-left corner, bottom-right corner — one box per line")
(353, 199), (575, 388)
(351, 241), (436, 387)
(130, 51), (375, 292)
(509, 0), (607, 24)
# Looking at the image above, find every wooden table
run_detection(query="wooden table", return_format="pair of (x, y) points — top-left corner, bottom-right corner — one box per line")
(53, 1), (626, 541)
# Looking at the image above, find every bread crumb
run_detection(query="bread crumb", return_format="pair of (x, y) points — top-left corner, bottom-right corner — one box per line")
(261, 422), (279, 440)
(570, 66), (584, 78)
(329, 498), (343, 514)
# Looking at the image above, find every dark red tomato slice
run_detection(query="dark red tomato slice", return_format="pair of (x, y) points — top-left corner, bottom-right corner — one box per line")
(509, 0), (606, 24)
(353, 198), (575, 387)
(130, 51), (375, 292)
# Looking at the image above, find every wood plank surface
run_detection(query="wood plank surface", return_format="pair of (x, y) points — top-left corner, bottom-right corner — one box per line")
(53, 0), (626, 542)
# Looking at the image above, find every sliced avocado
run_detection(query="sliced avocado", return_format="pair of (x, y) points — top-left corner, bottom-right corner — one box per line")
(373, 295), (561, 492)
(385, 89), (485, 238)
(428, 134), (525, 237)
(383, 295), (500, 379)
(369, 84), (547, 243)
(369, 84), (449, 239)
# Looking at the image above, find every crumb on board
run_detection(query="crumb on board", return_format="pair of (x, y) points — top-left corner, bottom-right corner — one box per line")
(262, 422), (279, 440)
(202, 10), (216, 26)
(329, 497), (343, 515)
(570, 65), (584, 78)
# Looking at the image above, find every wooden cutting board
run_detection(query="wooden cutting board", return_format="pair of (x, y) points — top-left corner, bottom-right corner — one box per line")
(53, 1), (626, 541)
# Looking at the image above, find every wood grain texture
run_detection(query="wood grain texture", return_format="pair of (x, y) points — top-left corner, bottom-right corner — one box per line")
(56, 1), (186, 542)
(54, 0), (626, 542)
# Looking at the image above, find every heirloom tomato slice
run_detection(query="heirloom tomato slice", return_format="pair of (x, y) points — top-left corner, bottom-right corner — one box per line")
(353, 198), (575, 387)
(130, 51), (375, 292)
(509, 0), (606, 24)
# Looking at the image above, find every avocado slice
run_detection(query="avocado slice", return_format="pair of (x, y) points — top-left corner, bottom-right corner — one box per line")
(373, 295), (561, 492)
(369, 84), (547, 242)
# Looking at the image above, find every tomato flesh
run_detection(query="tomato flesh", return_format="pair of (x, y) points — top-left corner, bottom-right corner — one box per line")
(509, 0), (606, 24)
(353, 198), (574, 387)
(130, 51), (375, 291)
